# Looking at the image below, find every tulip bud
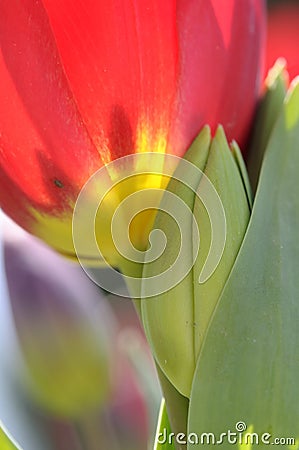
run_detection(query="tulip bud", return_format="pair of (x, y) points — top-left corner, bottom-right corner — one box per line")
(141, 127), (251, 397)
(3, 219), (114, 418)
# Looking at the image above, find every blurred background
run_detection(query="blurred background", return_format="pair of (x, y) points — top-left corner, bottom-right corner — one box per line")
(0, 211), (161, 450)
(266, 0), (299, 81)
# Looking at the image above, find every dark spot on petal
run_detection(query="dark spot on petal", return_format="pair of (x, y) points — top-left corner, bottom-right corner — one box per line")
(54, 179), (63, 188)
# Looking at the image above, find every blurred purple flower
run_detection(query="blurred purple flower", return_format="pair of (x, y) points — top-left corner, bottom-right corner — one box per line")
(3, 218), (115, 419)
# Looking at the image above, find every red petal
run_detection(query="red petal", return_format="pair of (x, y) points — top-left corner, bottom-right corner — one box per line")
(0, 0), (101, 225)
(173, 0), (266, 151)
(0, 0), (265, 246)
(41, 0), (179, 159)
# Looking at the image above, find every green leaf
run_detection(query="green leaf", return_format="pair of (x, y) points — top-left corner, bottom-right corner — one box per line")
(141, 127), (211, 397)
(188, 82), (299, 448)
(247, 59), (288, 192)
(0, 423), (21, 450)
(156, 364), (189, 447)
(142, 126), (250, 398)
(154, 399), (175, 450)
(231, 141), (252, 209)
(192, 128), (250, 362)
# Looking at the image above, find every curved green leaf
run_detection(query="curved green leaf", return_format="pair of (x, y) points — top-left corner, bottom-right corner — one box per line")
(142, 126), (250, 397)
(188, 82), (299, 448)
(247, 59), (288, 192)
(231, 141), (253, 208)
(142, 127), (211, 397)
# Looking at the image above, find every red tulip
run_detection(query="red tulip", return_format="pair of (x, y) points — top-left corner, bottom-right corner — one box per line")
(0, 0), (265, 261)
(266, 2), (299, 81)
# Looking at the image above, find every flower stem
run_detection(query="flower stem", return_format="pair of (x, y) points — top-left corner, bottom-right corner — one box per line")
(156, 366), (189, 450)
(119, 261), (189, 450)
